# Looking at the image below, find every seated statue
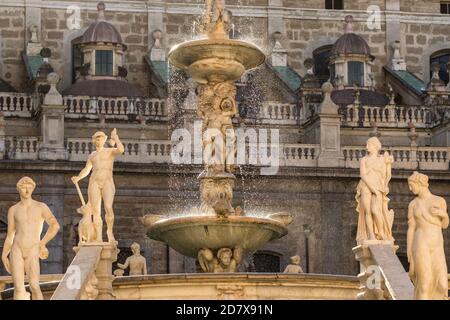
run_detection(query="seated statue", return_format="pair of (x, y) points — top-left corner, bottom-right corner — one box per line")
(407, 172), (449, 300)
(283, 255), (304, 274)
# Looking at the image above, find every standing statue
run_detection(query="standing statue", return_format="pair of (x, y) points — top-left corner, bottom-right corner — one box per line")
(116, 242), (148, 276)
(201, 0), (232, 39)
(72, 129), (124, 243)
(1, 177), (60, 300)
(355, 137), (395, 244)
(283, 255), (304, 274)
(407, 172), (449, 300)
(198, 247), (242, 273)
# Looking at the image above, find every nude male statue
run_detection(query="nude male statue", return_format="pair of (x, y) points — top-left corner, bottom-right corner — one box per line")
(117, 242), (147, 276)
(72, 129), (124, 243)
(1, 177), (60, 300)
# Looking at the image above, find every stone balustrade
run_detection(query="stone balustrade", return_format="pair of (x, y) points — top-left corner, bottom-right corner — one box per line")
(259, 102), (299, 124)
(342, 145), (449, 170)
(0, 92), (36, 117)
(66, 138), (171, 163)
(63, 96), (167, 120)
(4, 136), (39, 160)
(1, 135), (449, 171)
(340, 104), (432, 128)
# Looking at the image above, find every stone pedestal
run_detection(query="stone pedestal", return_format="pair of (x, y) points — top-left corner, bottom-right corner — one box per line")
(38, 104), (68, 160)
(92, 243), (119, 300)
(38, 72), (68, 160)
(353, 240), (414, 300)
(317, 114), (343, 167)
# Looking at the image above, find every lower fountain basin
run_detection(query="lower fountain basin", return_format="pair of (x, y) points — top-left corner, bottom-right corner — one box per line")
(143, 215), (288, 258)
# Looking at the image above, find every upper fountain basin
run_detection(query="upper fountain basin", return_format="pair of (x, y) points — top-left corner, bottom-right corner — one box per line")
(168, 38), (266, 84)
(142, 215), (288, 258)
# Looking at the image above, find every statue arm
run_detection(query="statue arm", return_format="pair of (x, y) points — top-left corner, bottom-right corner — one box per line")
(1, 208), (16, 274)
(73, 157), (93, 182)
(359, 158), (376, 193)
(384, 152), (393, 188)
(407, 202), (416, 265)
(111, 128), (125, 156)
(118, 257), (130, 270)
(41, 204), (60, 247)
(142, 258), (147, 275)
(434, 198), (449, 229)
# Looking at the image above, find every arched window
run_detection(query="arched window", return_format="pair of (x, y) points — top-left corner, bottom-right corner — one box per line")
(313, 45), (333, 83)
(430, 50), (450, 84)
(71, 37), (83, 83)
(348, 61), (364, 86)
(253, 251), (281, 272)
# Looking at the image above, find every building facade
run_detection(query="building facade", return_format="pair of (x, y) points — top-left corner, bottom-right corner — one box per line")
(0, 0), (449, 277)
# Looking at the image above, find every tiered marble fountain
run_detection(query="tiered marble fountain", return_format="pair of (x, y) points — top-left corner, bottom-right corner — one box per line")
(141, 1), (293, 273)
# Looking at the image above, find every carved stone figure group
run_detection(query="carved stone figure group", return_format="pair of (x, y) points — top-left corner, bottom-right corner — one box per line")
(355, 137), (449, 300)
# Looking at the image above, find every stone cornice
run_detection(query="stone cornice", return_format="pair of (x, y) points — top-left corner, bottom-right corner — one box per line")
(1, 1), (450, 24)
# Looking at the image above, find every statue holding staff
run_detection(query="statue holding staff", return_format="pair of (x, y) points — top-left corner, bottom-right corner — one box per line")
(72, 128), (124, 243)
(355, 137), (395, 244)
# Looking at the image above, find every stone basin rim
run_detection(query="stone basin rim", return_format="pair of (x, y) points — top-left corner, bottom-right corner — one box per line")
(144, 215), (288, 243)
(168, 38), (266, 70)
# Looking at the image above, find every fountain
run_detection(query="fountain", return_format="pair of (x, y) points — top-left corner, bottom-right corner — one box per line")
(141, 0), (292, 273)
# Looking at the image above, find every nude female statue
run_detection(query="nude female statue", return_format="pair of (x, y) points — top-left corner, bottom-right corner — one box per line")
(1, 177), (60, 300)
(72, 129), (124, 243)
(407, 172), (448, 300)
(355, 137), (395, 244)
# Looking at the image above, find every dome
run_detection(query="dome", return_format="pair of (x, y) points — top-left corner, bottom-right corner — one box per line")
(330, 15), (372, 57)
(81, 2), (124, 46)
(62, 79), (144, 98)
(82, 21), (123, 45)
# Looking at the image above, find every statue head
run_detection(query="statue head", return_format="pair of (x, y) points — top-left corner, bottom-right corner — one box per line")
(366, 137), (382, 154)
(290, 255), (301, 265)
(408, 171), (429, 195)
(217, 248), (233, 266)
(16, 177), (36, 199)
(215, 0), (226, 11)
(92, 131), (107, 148)
(131, 242), (141, 255)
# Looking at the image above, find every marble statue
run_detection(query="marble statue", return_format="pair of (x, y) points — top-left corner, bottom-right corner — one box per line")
(283, 255), (304, 274)
(72, 129), (124, 243)
(355, 137), (395, 244)
(407, 172), (449, 300)
(77, 202), (96, 245)
(116, 242), (147, 276)
(201, 0), (232, 39)
(1, 177), (60, 300)
(197, 82), (237, 173)
(198, 247), (242, 273)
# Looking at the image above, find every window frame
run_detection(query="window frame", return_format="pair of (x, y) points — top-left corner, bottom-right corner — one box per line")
(325, 0), (343, 10)
(71, 37), (84, 83)
(441, 2), (450, 14)
(347, 61), (365, 86)
(95, 49), (114, 76)
(430, 50), (450, 85)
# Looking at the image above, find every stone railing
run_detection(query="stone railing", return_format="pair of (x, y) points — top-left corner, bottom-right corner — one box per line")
(340, 104), (432, 128)
(282, 144), (319, 166)
(342, 146), (450, 170)
(0, 92), (36, 117)
(1, 135), (449, 171)
(259, 102), (299, 124)
(0, 274), (63, 300)
(66, 138), (171, 163)
(63, 96), (167, 121)
(4, 136), (39, 160)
